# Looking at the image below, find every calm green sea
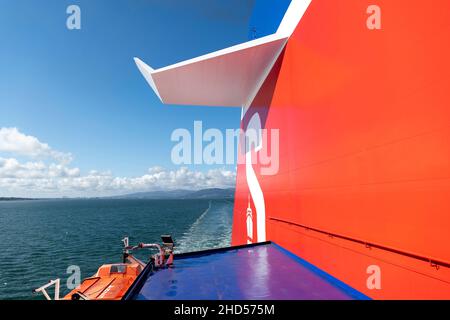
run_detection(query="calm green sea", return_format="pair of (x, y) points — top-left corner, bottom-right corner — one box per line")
(0, 199), (234, 300)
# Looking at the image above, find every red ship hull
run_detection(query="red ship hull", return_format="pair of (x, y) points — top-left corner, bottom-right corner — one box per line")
(232, 0), (450, 299)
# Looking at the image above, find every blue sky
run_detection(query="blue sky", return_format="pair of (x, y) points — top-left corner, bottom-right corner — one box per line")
(0, 0), (256, 197)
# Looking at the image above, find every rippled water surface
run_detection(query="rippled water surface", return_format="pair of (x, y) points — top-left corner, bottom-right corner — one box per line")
(0, 199), (233, 300)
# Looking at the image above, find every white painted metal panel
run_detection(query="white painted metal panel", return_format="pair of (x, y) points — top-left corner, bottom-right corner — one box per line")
(134, 0), (311, 107)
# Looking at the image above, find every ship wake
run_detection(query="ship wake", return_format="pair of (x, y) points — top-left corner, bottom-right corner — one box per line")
(175, 200), (234, 253)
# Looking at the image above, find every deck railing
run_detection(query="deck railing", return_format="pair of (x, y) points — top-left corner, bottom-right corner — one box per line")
(269, 217), (450, 270)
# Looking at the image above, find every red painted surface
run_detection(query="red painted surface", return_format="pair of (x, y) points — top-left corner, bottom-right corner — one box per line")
(232, 0), (450, 299)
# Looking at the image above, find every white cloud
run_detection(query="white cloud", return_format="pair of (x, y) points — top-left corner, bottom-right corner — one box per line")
(0, 161), (235, 197)
(0, 127), (72, 163)
(0, 128), (236, 197)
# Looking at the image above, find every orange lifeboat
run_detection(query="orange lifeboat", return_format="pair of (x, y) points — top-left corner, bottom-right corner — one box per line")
(34, 236), (174, 301)
(64, 257), (144, 300)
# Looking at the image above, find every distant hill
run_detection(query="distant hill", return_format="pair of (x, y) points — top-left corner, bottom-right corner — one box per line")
(110, 189), (191, 199)
(0, 197), (37, 201)
(186, 188), (235, 199)
(110, 188), (235, 200)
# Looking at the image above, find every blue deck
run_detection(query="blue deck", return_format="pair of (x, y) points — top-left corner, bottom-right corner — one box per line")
(127, 242), (369, 300)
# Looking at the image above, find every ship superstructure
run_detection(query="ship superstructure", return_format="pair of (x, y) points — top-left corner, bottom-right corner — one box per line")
(134, 0), (450, 299)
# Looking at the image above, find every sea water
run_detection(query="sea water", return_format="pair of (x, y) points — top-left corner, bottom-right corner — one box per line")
(0, 198), (233, 300)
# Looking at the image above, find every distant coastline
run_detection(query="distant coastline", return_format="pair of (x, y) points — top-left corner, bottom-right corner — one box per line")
(108, 188), (235, 200)
(0, 197), (40, 201)
(0, 188), (236, 201)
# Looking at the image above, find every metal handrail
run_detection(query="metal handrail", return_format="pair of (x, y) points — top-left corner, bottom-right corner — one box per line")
(269, 217), (450, 270)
